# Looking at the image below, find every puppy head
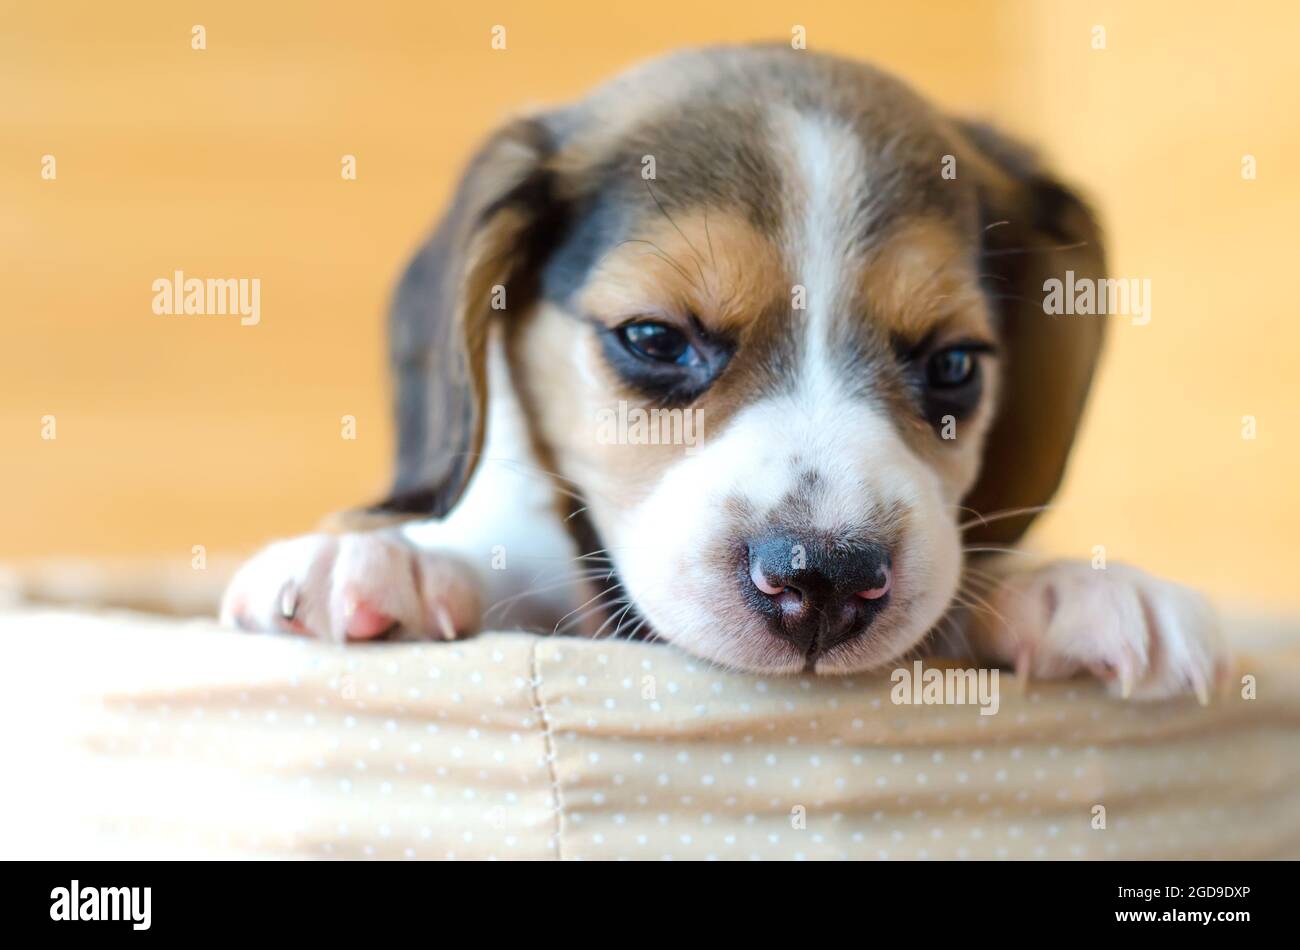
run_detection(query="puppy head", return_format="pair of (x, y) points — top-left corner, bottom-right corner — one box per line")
(376, 47), (1106, 673)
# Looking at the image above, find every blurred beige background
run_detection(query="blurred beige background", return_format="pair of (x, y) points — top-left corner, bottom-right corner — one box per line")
(3, 1), (1297, 610)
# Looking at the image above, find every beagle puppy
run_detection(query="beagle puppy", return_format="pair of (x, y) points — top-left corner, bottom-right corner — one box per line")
(222, 46), (1225, 700)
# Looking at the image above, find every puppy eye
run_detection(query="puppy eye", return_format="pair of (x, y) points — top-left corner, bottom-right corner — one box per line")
(618, 321), (699, 366)
(926, 347), (977, 388)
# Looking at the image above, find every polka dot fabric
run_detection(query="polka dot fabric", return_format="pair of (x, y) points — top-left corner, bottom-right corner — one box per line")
(4, 608), (1299, 859)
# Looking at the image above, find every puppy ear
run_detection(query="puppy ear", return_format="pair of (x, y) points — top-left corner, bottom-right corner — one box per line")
(956, 122), (1107, 545)
(327, 118), (558, 532)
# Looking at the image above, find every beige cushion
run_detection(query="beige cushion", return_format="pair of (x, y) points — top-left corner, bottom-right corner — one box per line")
(3, 607), (1298, 859)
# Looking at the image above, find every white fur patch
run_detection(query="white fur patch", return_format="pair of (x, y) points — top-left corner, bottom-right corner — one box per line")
(403, 342), (581, 625)
(777, 108), (869, 376)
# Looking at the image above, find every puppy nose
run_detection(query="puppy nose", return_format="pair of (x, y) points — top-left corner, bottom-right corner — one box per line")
(745, 536), (892, 654)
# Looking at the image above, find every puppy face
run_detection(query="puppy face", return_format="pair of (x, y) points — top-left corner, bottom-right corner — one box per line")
(379, 47), (1106, 674)
(519, 99), (998, 672)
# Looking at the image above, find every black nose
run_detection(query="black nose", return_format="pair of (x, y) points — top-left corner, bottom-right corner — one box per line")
(744, 536), (893, 655)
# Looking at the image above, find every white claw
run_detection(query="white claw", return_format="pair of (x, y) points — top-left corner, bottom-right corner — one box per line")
(433, 603), (457, 641)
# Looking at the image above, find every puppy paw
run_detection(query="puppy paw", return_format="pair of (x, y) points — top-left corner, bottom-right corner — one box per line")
(987, 560), (1229, 702)
(220, 532), (481, 643)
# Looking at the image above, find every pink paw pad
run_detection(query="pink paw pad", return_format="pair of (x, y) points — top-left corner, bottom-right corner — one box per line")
(343, 596), (397, 640)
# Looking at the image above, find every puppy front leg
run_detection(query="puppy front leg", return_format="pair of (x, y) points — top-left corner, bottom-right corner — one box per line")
(221, 470), (582, 643)
(222, 434), (582, 643)
(962, 556), (1230, 702)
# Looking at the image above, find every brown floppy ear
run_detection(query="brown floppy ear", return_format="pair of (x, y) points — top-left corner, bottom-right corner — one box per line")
(956, 122), (1107, 546)
(327, 118), (559, 532)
